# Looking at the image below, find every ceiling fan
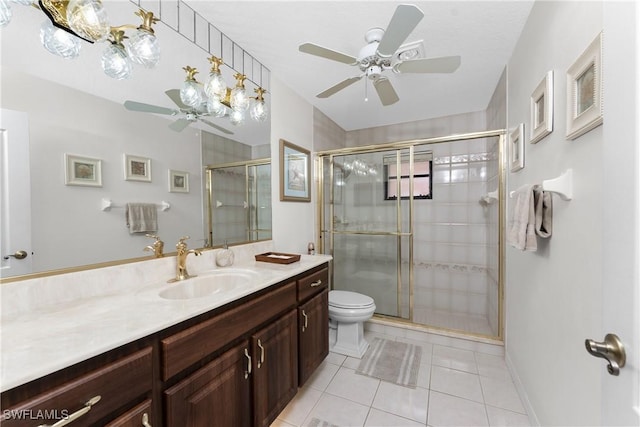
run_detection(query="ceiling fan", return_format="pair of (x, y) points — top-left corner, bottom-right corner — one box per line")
(298, 4), (461, 106)
(124, 89), (233, 135)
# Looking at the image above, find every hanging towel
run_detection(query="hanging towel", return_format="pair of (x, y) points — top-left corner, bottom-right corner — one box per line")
(126, 203), (158, 234)
(507, 185), (537, 251)
(533, 186), (553, 238)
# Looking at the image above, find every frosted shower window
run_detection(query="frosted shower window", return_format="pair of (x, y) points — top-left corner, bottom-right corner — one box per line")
(384, 152), (433, 200)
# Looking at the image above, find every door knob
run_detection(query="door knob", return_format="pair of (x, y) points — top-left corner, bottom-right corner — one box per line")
(3, 250), (28, 260)
(585, 333), (626, 376)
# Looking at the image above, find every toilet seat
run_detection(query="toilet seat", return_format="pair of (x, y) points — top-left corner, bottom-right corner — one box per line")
(329, 290), (375, 309)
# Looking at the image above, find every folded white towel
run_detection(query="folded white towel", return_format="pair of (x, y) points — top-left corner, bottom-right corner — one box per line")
(126, 203), (158, 234)
(533, 186), (553, 238)
(508, 185), (537, 251)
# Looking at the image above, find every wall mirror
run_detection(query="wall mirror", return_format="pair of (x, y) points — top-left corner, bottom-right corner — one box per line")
(0, 2), (271, 280)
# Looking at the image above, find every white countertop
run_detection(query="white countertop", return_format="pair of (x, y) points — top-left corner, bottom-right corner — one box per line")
(0, 253), (331, 392)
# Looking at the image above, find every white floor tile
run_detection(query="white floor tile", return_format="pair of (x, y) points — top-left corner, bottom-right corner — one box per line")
(480, 376), (526, 414)
(372, 381), (429, 424)
(302, 393), (369, 427)
(326, 352), (348, 366)
(270, 419), (296, 427)
(416, 362), (432, 390)
(343, 356), (362, 370)
(428, 391), (489, 427)
(432, 345), (478, 374)
(325, 367), (380, 406)
(475, 353), (512, 381)
(305, 360), (340, 392)
(365, 408), (426, 426)
(277, 387), (323, 427)
(430, 366), (484, 403)
(486, 405), (531, 426)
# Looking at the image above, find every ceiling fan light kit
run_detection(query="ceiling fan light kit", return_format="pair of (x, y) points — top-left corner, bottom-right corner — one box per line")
(298, 3), (461, 106)
(2, 0), (160, 80)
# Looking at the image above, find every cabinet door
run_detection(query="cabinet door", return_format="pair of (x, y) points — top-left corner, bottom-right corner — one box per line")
(164, 341), (251, 427)
(298, 289), (329, 386)
(252, 310), (298, 427)
(104, 399), (152, 427)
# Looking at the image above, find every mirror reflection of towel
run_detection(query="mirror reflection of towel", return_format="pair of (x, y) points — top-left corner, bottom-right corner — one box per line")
(126, 203), (158, 234)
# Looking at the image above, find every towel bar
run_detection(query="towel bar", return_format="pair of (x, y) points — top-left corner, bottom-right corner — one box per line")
(101, 199), (171, 212)
(508, 169), (573, 201)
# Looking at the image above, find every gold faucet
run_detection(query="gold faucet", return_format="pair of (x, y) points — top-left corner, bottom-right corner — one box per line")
(143, 234), (164, 258)
(169, 236), (202, 283)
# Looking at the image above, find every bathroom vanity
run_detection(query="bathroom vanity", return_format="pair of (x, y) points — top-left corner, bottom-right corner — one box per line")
(0, 252), (330, 427)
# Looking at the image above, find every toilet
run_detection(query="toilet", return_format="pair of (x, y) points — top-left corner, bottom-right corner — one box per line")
(328, 290), (376, 358)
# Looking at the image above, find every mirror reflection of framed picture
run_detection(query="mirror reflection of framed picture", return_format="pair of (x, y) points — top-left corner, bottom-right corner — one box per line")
(566, 32), (603, 140)
(168, 169), (189, 193)
(64, 153), (102, 187)
(280, 139), (310, 202)
(124, 154), (151, 182)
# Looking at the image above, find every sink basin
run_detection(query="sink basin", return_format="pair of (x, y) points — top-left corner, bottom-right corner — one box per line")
(158, 268), (259, 300)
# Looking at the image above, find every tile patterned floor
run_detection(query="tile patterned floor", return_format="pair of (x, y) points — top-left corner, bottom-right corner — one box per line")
(271, 331), (530, 427)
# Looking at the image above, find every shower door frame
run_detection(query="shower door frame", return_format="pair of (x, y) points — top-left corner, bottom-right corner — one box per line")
(316, 130), (507, 341)
(205, 157), (271, 247)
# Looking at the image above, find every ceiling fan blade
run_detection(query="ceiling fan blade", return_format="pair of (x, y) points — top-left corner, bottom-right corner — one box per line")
(395, 56), (461, 74)
(299, 43), (357, 65)
(373, 77), (399, 106)
(377, 4), (424, 58)
(124, 100), (177, 116)
(317, 76), (363, 98)
(165, 89), (189, 110)
(199, 118), (234, 135)
(168, 118), (192, 132)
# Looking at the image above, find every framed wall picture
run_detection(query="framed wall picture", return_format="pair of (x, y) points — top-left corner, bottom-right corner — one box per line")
(168, 169), (189, 193)
(566, 32), (603, 140)
(530, 70), (554, 144)
(124, 154), (151, 182)
(280, 139), (311, 202)
(510, 123), (525, 172)
(64, 154), (102, 187)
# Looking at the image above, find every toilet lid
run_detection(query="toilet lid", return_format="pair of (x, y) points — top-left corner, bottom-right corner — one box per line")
(329, 290), (375, 309)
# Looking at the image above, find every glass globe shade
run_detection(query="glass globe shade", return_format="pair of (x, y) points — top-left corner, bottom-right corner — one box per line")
(102, 44), (132, 80)
(230, 86), (249, 112)
(230, 110), (245, 126)
(180, 81), (202, 108)
(66, 0), (110, 42)
(40, 20), (82, 59)
(207, 96), (226, 118)
(0, 0), (12, 28)
(126, 29), (160, 68)
(204, 71), (226, 99)
(250, 98), (268, 122)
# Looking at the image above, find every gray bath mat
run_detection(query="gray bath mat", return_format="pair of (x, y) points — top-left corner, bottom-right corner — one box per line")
(308, 418), (339, 427)
(356, 338), (422, 388)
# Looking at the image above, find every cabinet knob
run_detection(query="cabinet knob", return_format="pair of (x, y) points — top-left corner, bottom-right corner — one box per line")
(141, 413), (152, 427)
(310, 280), (322, 287)
(301, 310), (309, 332)
(244, 348), (252, 379)
(257, 339), (265, 368)
(37, 395), (101, 427)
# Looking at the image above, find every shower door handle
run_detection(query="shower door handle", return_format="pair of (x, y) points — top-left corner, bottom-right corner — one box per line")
(585, 333), (626, 376)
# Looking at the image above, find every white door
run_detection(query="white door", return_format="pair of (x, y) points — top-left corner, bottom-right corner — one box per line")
(0, 109), (33, 277)
(599, 2), (639, 424)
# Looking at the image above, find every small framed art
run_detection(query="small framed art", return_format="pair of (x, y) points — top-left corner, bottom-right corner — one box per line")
(530, 70), (553, 144)
(124, 154), (151, 182)
(566, 32), (603, 140)
(64, 154), (102, 187)
(280, 139), (311, 202)
(510, 123), (525, 172)
(168, 169), (189, 193)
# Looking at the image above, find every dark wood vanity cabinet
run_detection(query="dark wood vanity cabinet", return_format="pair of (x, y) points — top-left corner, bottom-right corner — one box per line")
(1, 262), (329, 427)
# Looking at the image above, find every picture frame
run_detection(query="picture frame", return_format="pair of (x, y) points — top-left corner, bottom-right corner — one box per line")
(64, 154), (102, 187)
(168, 169), (189, 193)
(566, 32), (603, 140)
(280, 139), (311, 202)
(124, 154), (151, 182)
(510, 123), (525, 172)
(530, 70), (554, 144)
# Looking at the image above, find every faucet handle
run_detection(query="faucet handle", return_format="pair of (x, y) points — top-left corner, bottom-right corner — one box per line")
(145, 233), (160, 241)
(178, 236), (191, 245)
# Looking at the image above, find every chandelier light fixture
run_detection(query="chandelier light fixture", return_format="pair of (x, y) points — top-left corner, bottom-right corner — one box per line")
(0, 0), (160, 80)
(179, 55), (269, 127)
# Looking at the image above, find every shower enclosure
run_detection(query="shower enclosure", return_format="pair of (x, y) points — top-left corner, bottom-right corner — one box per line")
(318, 131), (504, 339)
(206, 159), (272, 247)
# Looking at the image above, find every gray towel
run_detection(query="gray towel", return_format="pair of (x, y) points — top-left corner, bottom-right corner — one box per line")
(533, 185), (553, 238)
(126, 203), (158, 234)
(508, 185), (537, 251)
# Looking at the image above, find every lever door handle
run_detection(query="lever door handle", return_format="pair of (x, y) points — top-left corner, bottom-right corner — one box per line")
(585, 333), (626, 376)
(3, 250), (28, 260)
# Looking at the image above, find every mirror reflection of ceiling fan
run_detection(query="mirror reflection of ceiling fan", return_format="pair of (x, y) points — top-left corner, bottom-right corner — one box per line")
(124, 89), (233, 135)
(299, 4), (461, 106)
